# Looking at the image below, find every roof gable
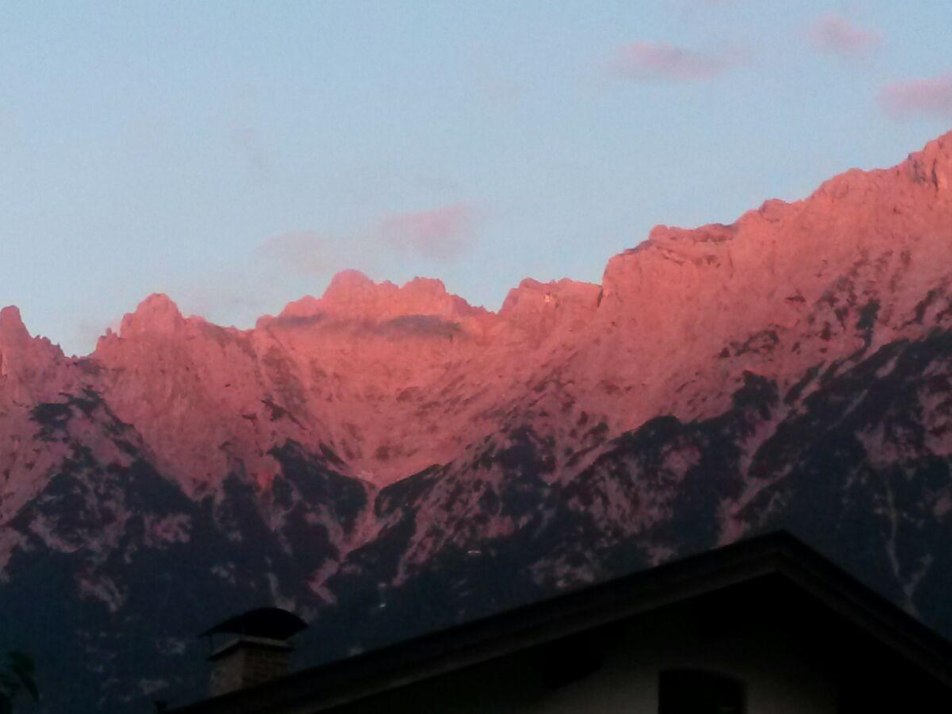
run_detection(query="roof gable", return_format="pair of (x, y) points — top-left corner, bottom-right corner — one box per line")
(171, 532), (952, 713)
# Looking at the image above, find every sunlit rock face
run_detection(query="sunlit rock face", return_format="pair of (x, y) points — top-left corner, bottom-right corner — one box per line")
(1, 131), (952, 713)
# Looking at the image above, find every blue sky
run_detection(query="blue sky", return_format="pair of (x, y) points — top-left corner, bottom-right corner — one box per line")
(1, 1), (951, 354)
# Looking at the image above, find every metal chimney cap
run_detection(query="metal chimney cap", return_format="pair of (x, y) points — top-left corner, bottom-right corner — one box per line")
(200, 607), (307, 641)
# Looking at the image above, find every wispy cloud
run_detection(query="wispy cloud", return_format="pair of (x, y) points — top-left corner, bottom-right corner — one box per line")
(258, 231), (326, 275)
(608, 42), (740, 82)
(879, 75), (952, 120)
(257, 203), (479, 281)
(378, 204), (478, 261)
(809, 14), (882, 58)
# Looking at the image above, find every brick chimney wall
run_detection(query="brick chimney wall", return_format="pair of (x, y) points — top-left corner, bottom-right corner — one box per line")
(209, 638), (293, 697)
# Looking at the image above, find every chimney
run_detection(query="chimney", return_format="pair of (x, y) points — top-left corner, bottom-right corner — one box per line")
(200, 607), (307, 697)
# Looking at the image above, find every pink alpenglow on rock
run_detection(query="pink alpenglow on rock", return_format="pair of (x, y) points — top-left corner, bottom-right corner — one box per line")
(0, 131), (951, 495)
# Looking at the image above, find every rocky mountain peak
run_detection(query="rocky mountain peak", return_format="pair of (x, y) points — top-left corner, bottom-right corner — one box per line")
(500, 278), (600, 319)
(322, 269), (377, 301)
(488, 278), (602, 349)
(275, 271), (483, 325)
(118, 293), (186, 337)
(0, 305), (66, 399)
(0, 306), (30, 350)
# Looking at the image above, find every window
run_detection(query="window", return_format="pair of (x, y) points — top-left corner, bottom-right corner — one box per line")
(658, 669), (746, 714)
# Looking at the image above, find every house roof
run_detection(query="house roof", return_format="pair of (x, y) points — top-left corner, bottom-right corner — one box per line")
(170, 531), (952, 713)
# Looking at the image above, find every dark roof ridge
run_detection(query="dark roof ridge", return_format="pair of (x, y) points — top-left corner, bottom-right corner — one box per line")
(171, 531), (952, 713)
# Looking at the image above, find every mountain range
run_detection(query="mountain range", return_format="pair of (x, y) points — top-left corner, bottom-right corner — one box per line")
(1, 130), (951, 712)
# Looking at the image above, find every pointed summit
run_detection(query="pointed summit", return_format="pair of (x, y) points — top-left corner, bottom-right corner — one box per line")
(322, 270), (377, 301)
(119, 293), (186, 336)
(0, 305), (64, 387)
(273, 271), (383, 322)
(317, 270), (388, 314)
(0, 306), (30, 349)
